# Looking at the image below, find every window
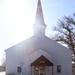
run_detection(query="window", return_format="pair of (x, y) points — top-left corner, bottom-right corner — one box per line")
(57, 65), (61, 73)
(17, 66), (21, 73)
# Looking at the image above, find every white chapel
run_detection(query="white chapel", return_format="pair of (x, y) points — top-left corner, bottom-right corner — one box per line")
(5, 0), (72, 75)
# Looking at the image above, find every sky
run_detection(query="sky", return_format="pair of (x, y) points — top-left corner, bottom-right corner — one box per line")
(0, 0), (75, 65)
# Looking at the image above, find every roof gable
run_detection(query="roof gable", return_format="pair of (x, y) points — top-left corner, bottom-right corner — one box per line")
(31, 55), (53, 66)
(5, 35), (72, 55)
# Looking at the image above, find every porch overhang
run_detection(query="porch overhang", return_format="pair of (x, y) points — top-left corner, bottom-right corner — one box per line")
(31, 55), (53, 66)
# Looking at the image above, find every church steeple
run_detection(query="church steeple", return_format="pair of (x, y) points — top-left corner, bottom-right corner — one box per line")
(34, 0), (46, 36)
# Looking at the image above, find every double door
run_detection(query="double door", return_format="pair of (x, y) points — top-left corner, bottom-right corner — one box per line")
(35, 66), (45, 75)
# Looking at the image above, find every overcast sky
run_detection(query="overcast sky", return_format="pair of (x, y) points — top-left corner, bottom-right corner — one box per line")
(0, 0), (75, 65)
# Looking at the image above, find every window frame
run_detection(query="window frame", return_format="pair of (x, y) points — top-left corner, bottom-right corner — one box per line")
(57, 65), (61, 73)
(17, 66), (22, 73)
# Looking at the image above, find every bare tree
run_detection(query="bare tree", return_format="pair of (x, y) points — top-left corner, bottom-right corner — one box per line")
(1, 52), (6, 71)
(52, 14), (75, 68)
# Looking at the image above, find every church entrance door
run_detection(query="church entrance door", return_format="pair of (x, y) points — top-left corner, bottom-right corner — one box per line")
(35, 66), (45, 75)
(31, 55), (53, 75)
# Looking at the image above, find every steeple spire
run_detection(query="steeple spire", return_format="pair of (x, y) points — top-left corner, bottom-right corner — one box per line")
(35, 0), (45, 25)
(34, 0), (46, 36)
